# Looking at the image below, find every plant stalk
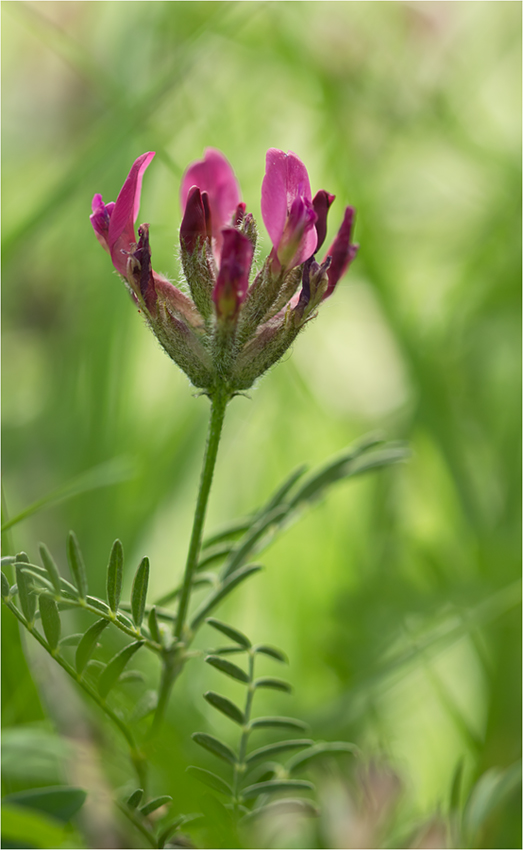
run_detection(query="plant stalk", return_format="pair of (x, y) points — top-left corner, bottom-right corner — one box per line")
(175, 386), (230, 642)
(151, 386), (230, 732)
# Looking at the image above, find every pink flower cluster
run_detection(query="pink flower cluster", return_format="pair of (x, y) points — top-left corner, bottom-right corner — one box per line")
(90, 148), (357, 391)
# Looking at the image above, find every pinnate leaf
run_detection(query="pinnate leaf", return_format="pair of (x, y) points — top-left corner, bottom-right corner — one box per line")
(131, 557), (149, 627)
(255, 644), (287, 663)
(192, 732), (237, 765)
(254, 677), (292, 692)
(139, 795), (172, 816)
(242, 779), (314, 800)
(98, 640), (144, 698)
(186, 766), (232, 796)
(16, 559), (36, 623)
(39, 544), (62, 595)
(67, 532), (88, 599)
(39, 595), (61, 650)
(205, 655), (249, 683)
(75, 618), (109, 674)
(206, 618), (251, 648)
(287, 741), (358, 773)
(126, 788), (144, 809)
(251, 716), (308, 731)
(246, 739), (313, 767)
(106, 539), (123, 613)
(204, 691), (244, 725)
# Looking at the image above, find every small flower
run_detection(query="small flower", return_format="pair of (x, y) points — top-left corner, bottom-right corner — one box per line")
(91, 147), (357, 393)
(213, 227), (253, 321)
(261, 149), (318, 270)
(180, 147), (241, 259)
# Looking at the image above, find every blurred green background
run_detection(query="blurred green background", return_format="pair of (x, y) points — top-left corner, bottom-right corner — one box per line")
(2, 1), (521, 847)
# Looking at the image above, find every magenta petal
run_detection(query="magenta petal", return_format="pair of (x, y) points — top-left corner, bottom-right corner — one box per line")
(90, 194), (115, 252)
(107, 151), (155, 275)
(180, 148), (240, 247)
(213, 227), (253, 319)
(261, 149), (314, 259)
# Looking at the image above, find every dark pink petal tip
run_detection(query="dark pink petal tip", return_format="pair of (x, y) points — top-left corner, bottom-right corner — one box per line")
(213, 227), (254, 319)
(180, 148), (241, 249)
(180, 186), (211, 253)
(323, 206), (357, 299)
(312, 190), (335, 253)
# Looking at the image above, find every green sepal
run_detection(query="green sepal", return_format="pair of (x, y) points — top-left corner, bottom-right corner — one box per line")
(186, 766), (232, 796)
(75, 618), (110, 674)
(139, 795), (172, 816)
(131, 557), (149, 627)
(39, 544), (62, 595)
(206, 618), (251, 648)
(205, 654), (249, 683)
(98, 640), (144, 698)
(204, 691), (244, 725)
(39, 595), (61, 650)
(106, 539), (123, 613)
(66, 532), (88, 599)
(192, 732), (237, 765)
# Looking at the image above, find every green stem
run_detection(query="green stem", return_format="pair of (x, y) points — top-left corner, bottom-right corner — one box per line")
(233, 651), (255, 807)
(3, 598), (147, 792)
(150, 387), (230, 734)
(175, 387), (230, 642)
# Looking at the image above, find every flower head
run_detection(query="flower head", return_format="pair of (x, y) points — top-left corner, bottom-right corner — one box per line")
(91, 147), (357, 393)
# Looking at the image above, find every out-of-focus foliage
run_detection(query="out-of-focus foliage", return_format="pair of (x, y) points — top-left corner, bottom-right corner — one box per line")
(2, 2), (520, 848)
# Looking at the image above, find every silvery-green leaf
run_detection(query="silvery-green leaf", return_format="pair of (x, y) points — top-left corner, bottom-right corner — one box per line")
(204, 691), (244, 725)
(242, 779), (314, 800)
(205, 655), (249, 683)
(39, 595), (61, 650)
(254, 645), (287, 663)
(39, 544), (62, 595)
(192, 732), (237, 765)
(126, 789), (143, 809)
(16, 562), (36, 623)
(98, 640), (144, 698)
(131, 557), (149, 627)
(186, 766), (232, 796)
(67, 532), (88, 599)
(106, 539), (123, 613)
(139, 795), (172, 816)
(246, 740), (313, 767)
(76, 619), (109, 674)
(254, 677), (292, 693)
(206, 618), (251, 648)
